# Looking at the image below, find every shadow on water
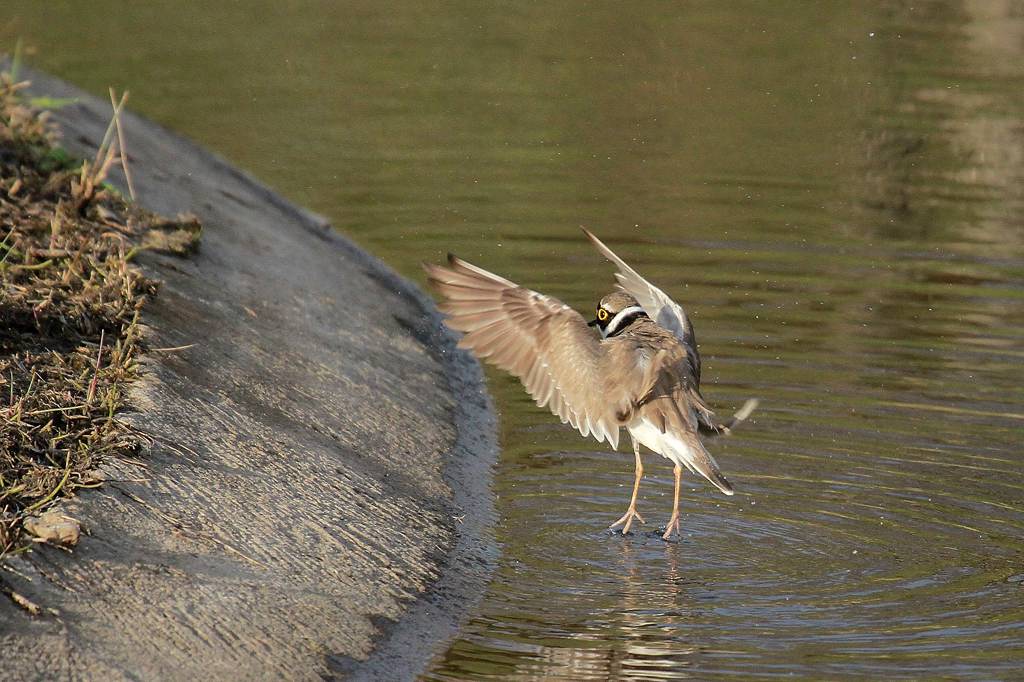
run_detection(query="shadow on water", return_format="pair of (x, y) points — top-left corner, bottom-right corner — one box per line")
(4, 0), (1023, 678)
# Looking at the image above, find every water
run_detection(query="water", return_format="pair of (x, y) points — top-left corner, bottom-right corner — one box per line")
(5, 2), (1023, 678)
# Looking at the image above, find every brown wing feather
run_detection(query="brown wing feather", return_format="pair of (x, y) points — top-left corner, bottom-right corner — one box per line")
(425, 254), (634, 448)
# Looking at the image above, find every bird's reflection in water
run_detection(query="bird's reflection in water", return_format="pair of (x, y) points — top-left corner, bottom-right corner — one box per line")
(554, 539), (699, 681)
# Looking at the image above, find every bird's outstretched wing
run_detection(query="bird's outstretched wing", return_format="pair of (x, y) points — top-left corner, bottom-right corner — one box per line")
(585, 228), (760, 437)
(582, 227), (701, 381)
(425, 254), (644, 449)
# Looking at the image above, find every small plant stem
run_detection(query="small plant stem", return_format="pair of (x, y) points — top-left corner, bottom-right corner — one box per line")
(86, 329), (105, 406)
(108, 88), (135, 201)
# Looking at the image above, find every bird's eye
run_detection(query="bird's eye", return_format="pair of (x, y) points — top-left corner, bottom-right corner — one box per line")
(597, 308), (609, 321)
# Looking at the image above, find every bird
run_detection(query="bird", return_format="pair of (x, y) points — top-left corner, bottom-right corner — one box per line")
(424, 228), (757, 540)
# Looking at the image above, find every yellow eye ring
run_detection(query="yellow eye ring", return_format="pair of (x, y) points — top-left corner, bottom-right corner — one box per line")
(597, 308), (609, 321)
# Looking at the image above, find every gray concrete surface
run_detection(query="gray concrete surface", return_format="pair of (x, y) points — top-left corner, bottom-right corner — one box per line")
(0, 67), (497, 680)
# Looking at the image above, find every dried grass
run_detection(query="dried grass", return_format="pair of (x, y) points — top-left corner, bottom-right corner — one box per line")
(0, 67), (200, 565)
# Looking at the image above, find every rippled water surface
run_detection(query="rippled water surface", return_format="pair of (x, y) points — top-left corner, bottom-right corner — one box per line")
(6, 2), (1024, 678)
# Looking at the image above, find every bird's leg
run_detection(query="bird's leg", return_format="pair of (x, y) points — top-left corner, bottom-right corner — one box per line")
(609, 438), (645, 534)
(662, 464), (683, 540)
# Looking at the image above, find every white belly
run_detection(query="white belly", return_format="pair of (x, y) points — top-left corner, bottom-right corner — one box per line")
(627, 417), (701, 477)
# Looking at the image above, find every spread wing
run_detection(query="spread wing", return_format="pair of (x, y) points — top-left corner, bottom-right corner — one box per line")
(582, 228), (702, 382)
(425, 254), (649, 449)
(585, 228), (760, 437)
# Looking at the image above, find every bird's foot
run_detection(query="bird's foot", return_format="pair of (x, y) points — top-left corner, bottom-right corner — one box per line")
(609, 507), (645, 535)
(661, 514), (681, 541)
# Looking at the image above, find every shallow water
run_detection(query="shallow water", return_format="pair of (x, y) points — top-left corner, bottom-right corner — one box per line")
(5, 1), (1024, 678)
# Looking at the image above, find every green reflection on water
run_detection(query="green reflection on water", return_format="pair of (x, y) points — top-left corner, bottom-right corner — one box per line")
(5, 1), (1024, 679)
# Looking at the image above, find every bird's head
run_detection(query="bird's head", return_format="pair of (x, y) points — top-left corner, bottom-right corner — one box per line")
(588, 292), (648, 338)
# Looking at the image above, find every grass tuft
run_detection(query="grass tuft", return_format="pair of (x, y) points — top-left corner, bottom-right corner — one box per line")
(0, 64), (200, 566)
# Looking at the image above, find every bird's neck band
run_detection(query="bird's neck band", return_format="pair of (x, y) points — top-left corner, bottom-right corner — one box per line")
(603, 305), (647, 338)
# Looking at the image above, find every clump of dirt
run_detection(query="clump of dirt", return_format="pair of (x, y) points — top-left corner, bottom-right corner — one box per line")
(0, 68), (199, 569)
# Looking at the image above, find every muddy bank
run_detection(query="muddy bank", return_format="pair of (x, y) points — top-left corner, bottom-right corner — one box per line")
(0, 67), (496, 680)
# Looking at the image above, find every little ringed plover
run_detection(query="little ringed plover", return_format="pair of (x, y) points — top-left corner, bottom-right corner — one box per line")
(425, 228), (757, 540)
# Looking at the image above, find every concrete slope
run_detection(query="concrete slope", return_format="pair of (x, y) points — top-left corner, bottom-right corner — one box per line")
(0, 67), (496, 680)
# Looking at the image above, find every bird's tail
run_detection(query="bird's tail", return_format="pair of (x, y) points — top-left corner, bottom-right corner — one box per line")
(657, 396), (735, 496)
(677, 437), (734, 496)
